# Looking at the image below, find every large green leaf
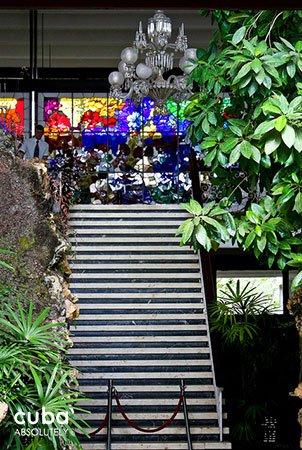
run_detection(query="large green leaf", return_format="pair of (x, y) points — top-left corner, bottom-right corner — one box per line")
(264, 135), (281, 154)
(199, 139), (217, 150)
(180, 219), (194, 244)
(251, 58), (262, 73)
(281, 124), (296, 148)
(181, 200), (202, 215)
(245, 231), (256, 249)
(251, 146), (261, 163)
(294, 191), (302, 213)
(291, 270), (302, 290)
(228, 123), (243, 137)
(202, 216), (230, 241)
(254, 119), (275, 136)
(176, 218), (194, 236)
(294, 128), (302, 152)
(251, 203), (265, 216)
(286, 61), (296, 78)
(255, 69), (265, 85)
(232, 26), (246, 45)
(274, 115), (287, 132)
(220, 137), (240, 153)
(262, 75), (272, 89)
(262, 103), (282, 115)
(248, 80), (258, 96)
(257, 235), (267, 252)
(240, 140), (253, 159)
(204, 148), (217, 166)
(246, 210), (260, 224)
(233, 62), (252, 84)
(195, 224), (211, 251)
(189, 199), (202, 215)
(229, 143), (242, 164)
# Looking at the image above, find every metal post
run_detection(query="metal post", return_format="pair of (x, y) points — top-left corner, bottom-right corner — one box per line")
(216, 386), (223, 441)
(106, 379), (113, 450)
(29, 9), (38, 134)
(180, 380), (193, 450)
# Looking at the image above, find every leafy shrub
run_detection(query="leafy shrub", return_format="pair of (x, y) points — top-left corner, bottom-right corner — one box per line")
(0, 301), (88, 449)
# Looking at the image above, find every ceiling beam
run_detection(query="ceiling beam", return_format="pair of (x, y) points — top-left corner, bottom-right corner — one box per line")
(0, 1), (300, 9)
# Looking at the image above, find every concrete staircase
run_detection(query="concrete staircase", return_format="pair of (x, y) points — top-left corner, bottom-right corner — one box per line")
(67, 204), (231, 450)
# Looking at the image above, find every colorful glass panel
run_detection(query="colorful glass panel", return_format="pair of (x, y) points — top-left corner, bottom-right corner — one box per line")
(0, 97), (24, 136)
(44, 94), (192, 204)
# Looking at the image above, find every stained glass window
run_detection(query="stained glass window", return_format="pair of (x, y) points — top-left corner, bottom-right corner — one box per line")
(0, 97), (24, 136)
(43, 94), (192, 204)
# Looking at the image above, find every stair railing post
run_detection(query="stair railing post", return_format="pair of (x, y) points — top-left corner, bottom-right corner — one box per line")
(216, 386), (223, 441)
(180, 380), (193, 450)
(106, 379), (113, 450)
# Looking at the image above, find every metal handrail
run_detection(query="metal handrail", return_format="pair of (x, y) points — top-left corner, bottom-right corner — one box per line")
(189, 149), (224, 442)
(180, 380), (193, 450)
(107, 379), (113, 450)
(216, 386), (223, 442)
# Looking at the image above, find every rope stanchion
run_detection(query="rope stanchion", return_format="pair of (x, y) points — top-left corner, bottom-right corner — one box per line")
(114, 388), (183, 433)
(76, 410), (109, 437)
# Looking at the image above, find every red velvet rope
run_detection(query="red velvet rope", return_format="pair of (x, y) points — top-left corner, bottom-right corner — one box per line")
(114, 390), (183, 433)
(76, 411), (109, 437)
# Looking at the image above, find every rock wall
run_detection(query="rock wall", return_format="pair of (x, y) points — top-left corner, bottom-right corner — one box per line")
(0, 145), (77, 326)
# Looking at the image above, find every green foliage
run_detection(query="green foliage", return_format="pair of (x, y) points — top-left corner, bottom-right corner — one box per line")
(0, 248), (14, 270)
(231, 400), (269, 444)
(235, 196), (294, 269)
(175, 199), (236, 251)
(0, 301), (88, 449)
(182, 9), (302, 290)
(209, 280), (273, 345)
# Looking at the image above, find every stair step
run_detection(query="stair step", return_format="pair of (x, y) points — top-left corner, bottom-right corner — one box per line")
(69, 226), (182, 232)
(74, 293), (203, 298)
(71, 254), (198, 260)
(69, 237), (181, 243)
(70, 204), (185, 209)
(71, 336), (209, 343)
(69, 263), (199, 269)
(70, 245), (195, 251)
(78, 372), (213, 380)
(79, 385), (215, 393)
(69, 347), (210, 355)
(68, 213), (189, 218)
(70, 282), (201, 288)
(77, 398), (217, 407)
(81, 443), (232, 449)
(70, 273), (201, 279)
(70, 359), (211, 367)
(70, 325), (207, 332)
(76, 313), (205, 320)
(76, 426), (228, 434)
(79, 412), (224, 420)
(77, 303), (203, 310)
(69, 205), (186, 211)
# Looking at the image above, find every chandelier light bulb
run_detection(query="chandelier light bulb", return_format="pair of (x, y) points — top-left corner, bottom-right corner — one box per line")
(136, 63), (153, 80)
(108, 71), (124, 87)
(120, 47), (138, 65)
(184, 48), (197, 61)
(179, 56), (196, 74)
(118, 61), (127, 74)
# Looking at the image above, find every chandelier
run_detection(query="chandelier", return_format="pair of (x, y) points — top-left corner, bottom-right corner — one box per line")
(108, 10), (198, 114)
